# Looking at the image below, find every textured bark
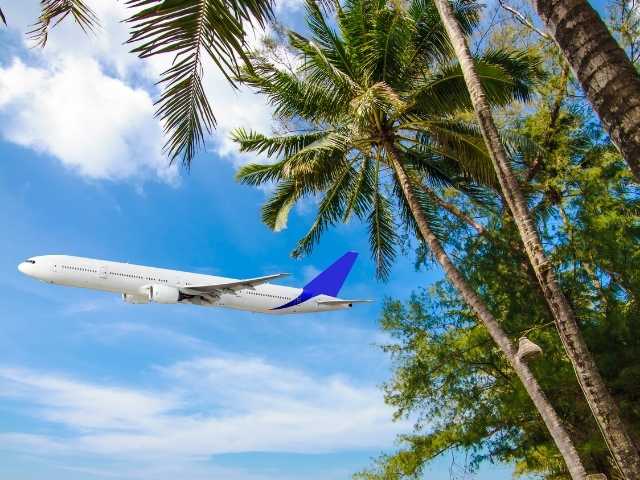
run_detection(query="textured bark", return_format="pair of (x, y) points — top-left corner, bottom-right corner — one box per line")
(386, 143), (587, 480)
(532, 0), (640, 182)
(432, 1), (640, 478)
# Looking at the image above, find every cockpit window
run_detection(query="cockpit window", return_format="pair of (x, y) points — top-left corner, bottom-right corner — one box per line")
(25, 259), (36, 264)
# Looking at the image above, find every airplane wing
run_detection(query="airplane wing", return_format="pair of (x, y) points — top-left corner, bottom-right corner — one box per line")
(180, 273), (290, 296)
(316, 299), (373, 305)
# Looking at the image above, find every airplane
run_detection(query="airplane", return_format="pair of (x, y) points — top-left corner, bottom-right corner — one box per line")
(17, 251), (371, 314)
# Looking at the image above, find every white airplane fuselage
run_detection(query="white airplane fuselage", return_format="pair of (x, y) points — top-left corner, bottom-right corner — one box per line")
(18, 255), (360, 314)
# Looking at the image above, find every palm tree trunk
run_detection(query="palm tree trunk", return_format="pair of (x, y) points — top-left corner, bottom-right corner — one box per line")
(431, 1), (640, 477)
(385, 141), (587, 480)
(529, 0), (640, 183)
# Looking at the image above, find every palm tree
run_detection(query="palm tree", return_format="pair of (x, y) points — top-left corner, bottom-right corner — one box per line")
(232, 0), (587, 477)
(528, 0), (640, 183)
(431, 0), (640, 478)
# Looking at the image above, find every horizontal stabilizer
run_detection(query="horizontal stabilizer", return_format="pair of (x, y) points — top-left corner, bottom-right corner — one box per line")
(316, 299), (373, 306)
(183, 273), (290, 294)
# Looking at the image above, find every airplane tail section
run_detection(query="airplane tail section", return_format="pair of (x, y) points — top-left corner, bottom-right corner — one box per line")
(304, 251), (358, 297)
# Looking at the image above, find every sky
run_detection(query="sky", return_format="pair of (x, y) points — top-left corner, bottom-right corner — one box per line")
(0, 1), (543, 479)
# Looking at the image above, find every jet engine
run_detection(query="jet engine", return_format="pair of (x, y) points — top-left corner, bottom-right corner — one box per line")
(148, 284), (181, 304)
(122, 293), (150, 304)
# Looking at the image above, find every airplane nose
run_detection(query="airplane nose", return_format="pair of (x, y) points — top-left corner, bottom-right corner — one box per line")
(18, 262), (27, 274)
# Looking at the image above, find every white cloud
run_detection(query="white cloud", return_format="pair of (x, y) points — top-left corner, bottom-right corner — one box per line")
(2, 0), (163, 81)
(204, 73), (276, 167)
(200, 26), (299, 167)
(79, 321), (210, 351)
(0, 356), (405, 461)
(0, 57), (176, 182)
(0, 0), (306, 181)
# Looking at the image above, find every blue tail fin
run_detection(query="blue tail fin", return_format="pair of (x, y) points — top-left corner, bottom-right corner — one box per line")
(304, 251), (358, 297)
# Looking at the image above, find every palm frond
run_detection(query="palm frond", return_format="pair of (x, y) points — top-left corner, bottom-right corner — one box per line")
(350, 81), (406, 127)
(126, 0), (273, 167)
(239, 57), (349, 123)
(304, 0), (355, 78)
(409, 0), (478, 38)
(401, 0), (479, 82)
(481, 49), (545, 102)
(232, 128), (329, 158)
(262, 180), (301, 231)
(403, 119), (497, 187)
(407, 0), (452, 64)
(282, 131), (351, 176)
(410, 49), (542, 116)
(368, 158), (397, 279)
(0, 8), (7, 26)
(28, 0), (99, 47)
(289, 31), (359, 95)
(391, 162), (446, 244)
(343, 155), (375, 221)
(364, 4), (412, 85)
(399, 146), (459, 189)
(292, 161), (357, 257)
(336, 0), (371, 64)
(454, 182), (501, 212)
(236, 160), (289, 186)
(237, 132), (351, 195)
(368, 189), (397, 280)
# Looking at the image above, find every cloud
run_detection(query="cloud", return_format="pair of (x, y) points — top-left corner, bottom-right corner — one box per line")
(0, 356), (405, 461)
(79, 321), (210, 351)
(0, 0), (306, 180)
(203, 68), (276, 167)
(1, 0), (162, 81)
(200, 25), (300, 167)
(0, 57), (176, 183)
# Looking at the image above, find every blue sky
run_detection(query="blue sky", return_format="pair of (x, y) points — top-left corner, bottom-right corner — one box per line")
(0, 1), (568, 479)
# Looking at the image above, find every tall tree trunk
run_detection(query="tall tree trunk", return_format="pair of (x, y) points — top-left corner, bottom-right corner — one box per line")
(431, 1), (640, 478)
(385, 141), (587, 480)
(531, 0), (640, 182)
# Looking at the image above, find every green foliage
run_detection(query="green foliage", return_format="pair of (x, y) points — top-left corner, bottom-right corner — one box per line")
(357, 75), (640, 479)
(234, 0), (540, 278)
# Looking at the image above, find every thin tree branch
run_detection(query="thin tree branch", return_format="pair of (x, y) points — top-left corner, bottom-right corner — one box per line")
(497, 0), (551, 41)
(421, 185), (488, 236)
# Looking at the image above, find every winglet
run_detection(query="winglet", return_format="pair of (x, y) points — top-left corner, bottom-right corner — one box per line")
(304, 251), (358, 297)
